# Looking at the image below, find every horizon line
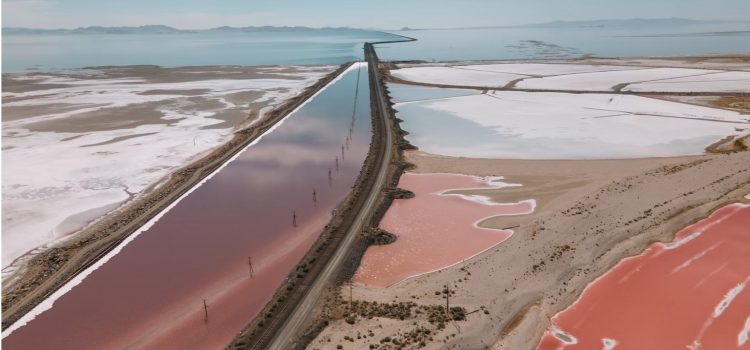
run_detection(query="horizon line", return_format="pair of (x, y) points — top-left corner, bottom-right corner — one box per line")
(4, 17), (748, 32)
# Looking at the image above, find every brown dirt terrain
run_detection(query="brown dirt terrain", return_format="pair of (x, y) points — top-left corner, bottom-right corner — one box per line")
(307, 55), (750, 349)
(309, 149), (750, 349)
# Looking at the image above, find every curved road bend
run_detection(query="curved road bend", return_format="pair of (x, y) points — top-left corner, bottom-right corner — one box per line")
(265, 41), (405, 349)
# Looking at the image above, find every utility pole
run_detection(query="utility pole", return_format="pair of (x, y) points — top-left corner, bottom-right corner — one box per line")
(445, 284), (450, 316)
(248, 256), (254, 278)
(341, 145), (345, 159)
(292, 211), (297, 227)
(349, 281), (353, 312)
(335, 156), (339, 171)
(203, 299), (208, 323)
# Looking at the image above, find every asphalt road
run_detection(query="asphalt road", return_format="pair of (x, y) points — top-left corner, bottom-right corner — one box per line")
(265, 43), (395, 350)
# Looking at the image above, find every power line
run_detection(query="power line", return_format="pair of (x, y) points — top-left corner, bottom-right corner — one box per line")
(351, 60), (362, 122)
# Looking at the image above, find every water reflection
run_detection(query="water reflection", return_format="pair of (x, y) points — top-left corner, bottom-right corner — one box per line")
(3, 64), (371, 350)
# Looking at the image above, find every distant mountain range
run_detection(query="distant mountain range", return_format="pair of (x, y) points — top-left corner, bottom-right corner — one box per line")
(396, 18), (750, 31)
(6, 18), (749, 35)
(2, 25), (367, 35)
(518, 18), (744, 28)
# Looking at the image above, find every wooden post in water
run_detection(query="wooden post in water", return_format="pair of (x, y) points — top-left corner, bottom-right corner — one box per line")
(341, 145), (345, 159)
(335, 156), (339, 171)
(292, 211), (297, 227)
(328, 168), (332, 185)
(248, 256), (254, 278)
(203, 299), (208, 323)
(312, 188), (317, 205)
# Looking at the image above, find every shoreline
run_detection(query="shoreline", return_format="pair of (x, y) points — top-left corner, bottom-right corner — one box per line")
(303, 53), (750, 350)
(507, 194), (750, 350)
(225, 40), (409, 350)
(385, 52), (750, 69)
(537, 202), (750, 349)
(309, 149), (750, 349)
(1, 62), (355, 332)
(420, 151), (750, 350)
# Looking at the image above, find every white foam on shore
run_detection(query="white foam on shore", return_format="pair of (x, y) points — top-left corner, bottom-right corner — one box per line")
(713, 278), (747, 318)
(602, 338), (618, 350)
(738, 316), (750, 347)
(550, 325), (578, 345)
(662, 206), (740, 250)
(1, 62), (366, 339)
(387, 233), (516, 288)
(549, 204), (750, 347)
(386, 173), (535, 287)
(669, 241), (722, 274)
(690, 275), (750, 348)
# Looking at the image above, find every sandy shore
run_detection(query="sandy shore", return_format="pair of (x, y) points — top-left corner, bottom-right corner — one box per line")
(308, 147), (750, 349)
(538, 203), (750, 349)
(353, 173), (532, 288)
(307, 55), (750, 349)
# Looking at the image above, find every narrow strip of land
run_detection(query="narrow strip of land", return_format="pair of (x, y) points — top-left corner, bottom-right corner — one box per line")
(384, 71), (750, 97)
(263, 42), (395, 350)
(1, 63), (354, 331)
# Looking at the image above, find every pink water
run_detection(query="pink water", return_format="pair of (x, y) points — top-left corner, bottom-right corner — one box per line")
(3, 67), (371, 349)
(354, 173), (534, 287)
(538, 204), (750, 350)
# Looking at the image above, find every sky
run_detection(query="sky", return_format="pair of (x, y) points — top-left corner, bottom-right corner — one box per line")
(3, 0), (750, 29)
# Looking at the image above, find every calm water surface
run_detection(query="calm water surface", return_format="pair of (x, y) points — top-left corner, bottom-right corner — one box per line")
(2, 30), (397, 72)
(378, 23), (750, 61)
(2, 64), (372, 350)
(6, 23), (750, 73)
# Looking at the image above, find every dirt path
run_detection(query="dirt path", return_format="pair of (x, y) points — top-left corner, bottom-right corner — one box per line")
(226, 39), (414, 350)
(264, 43), (394, 350)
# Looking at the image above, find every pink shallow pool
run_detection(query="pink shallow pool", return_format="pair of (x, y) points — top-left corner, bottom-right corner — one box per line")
(354, 173), (534, 287)
(538, 204), (750, 350)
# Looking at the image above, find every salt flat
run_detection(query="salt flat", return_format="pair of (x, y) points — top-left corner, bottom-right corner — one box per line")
(393, 89), (749, 159)
(391, 59), (749, 93)
(515, 67), (720, 91)
(626, 71), (750, 92)
(1, 65), (334, 269)
(450, 63), (635, 76)
(390, 66), (525, 87)
(315, 56), (750, 350)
